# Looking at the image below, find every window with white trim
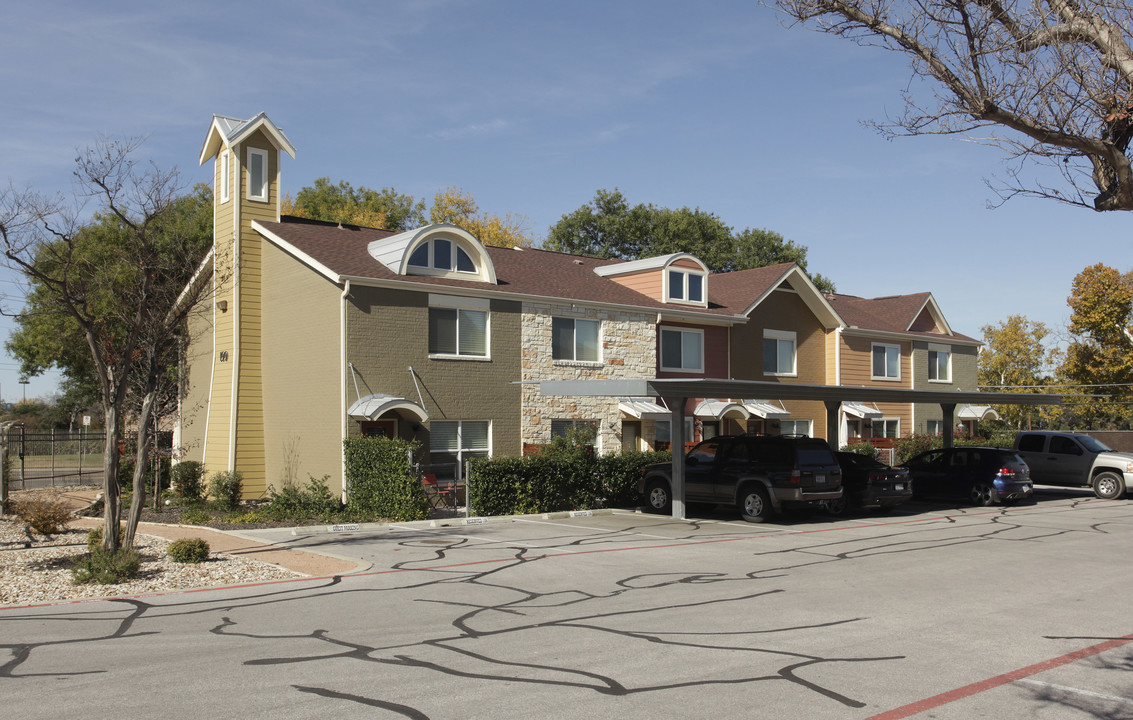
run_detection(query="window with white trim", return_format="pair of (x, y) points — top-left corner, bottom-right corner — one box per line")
(872, 343), (901, 380)
(247, 148), (268, 201)
(927, 420), (944, 435)
(408, 237), (477, 274)
(428, 296), (488, 358)
(872, 419), (900, 439)
(780, 419), (812, 436)
(667, 269), (706, 304)
(763, 330), (797, 376)
(552, 317), (600, 362)
(660, 327), (704, 372)
(430, 420), (490, 475)
(219, 150), (230, 204)
(928, 344), (951, 382)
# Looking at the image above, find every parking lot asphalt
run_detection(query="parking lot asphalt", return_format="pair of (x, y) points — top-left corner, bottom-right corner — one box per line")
(4, 487), (1133, 719)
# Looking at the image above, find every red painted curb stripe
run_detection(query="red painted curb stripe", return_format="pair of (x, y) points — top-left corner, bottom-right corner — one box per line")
(865, 633), (1133, 719)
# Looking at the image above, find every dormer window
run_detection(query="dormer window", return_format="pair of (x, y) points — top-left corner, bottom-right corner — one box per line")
(667, 268), (706, 305)
(408, 237), (477, 274)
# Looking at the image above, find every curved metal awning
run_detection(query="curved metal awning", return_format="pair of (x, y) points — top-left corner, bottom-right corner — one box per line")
(742, 399), (791, 420)
(843, 401), (884, 419)
(347, 393), (429, 422)
(958, 404), (999, 421)
(694, 400), (750, 420)
(618, 397), (670, 420)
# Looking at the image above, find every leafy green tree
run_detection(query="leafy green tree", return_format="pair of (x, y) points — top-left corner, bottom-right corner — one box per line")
(283, 177), (425, 231)
(978, 314), (1055, 428)
(544, 189), (653, 259)
(545, 189), (835, 291)
(733, 227), (835, 291)
(0, 140), (215, 552)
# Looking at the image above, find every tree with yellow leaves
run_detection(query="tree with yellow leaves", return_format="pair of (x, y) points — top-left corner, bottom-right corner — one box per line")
(429, 186), (534, 248)
(1052, 263), (1133, 428)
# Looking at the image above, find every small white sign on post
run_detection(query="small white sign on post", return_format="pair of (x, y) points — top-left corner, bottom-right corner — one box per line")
(83, 416), (91, 427)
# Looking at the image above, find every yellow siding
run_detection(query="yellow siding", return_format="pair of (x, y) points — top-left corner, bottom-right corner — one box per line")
(230, 129), (278, 496)
(202, 150), (236, 475)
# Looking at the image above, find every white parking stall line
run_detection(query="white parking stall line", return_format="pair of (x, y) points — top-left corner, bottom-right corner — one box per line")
(1016, 678), (1133, 706)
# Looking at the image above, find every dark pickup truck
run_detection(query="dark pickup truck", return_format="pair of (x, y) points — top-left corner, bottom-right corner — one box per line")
(639, 434), (843, 522)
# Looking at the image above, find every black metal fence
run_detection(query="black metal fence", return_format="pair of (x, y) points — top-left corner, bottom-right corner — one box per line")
(6, 428), (107, 489)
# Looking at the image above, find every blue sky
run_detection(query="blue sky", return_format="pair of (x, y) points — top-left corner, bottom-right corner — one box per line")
(2, 0), (1128, 401)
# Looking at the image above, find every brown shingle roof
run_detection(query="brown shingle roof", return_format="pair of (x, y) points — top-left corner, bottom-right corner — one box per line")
(828, 292), (976, 342)
(257, 217), (745, 317)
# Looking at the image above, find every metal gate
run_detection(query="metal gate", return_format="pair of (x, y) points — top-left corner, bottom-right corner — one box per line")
(5, 427), (107, 489)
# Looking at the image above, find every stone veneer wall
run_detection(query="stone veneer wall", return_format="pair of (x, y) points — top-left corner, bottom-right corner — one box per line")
(521, 303), (656, 452)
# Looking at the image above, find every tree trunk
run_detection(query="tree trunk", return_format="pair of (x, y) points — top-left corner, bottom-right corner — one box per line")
(123, 388), (155, 548)
(101, 403), (122, 553)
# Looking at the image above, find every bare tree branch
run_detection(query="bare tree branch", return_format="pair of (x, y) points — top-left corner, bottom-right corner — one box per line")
(770, 0), (1133, 210)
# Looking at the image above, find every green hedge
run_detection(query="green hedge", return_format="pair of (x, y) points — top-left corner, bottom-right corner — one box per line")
(467, 449), (671, 517)
(343, 436), (429, 522)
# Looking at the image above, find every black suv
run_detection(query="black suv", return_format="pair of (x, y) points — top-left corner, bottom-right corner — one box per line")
(638, 435), (843, 522)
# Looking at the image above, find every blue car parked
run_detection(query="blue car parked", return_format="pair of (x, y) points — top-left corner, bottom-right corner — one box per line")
(902, 447), (1033, 506)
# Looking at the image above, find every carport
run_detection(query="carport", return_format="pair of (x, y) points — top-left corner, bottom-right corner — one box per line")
(539, 378), (1059, 519)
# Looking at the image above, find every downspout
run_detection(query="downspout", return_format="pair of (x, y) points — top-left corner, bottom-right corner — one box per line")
(340, 279), (351, 503)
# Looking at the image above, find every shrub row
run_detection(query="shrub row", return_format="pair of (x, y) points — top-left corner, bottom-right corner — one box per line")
(467, 449), (671, 517)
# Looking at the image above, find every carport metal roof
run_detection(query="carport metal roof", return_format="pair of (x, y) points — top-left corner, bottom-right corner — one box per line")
(539, 377), (1059, 519)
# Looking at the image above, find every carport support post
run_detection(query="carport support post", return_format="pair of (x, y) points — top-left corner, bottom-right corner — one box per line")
(664, 395), (688, 520)
(824, 400), (842, 450)
(941, 403), (956, 448)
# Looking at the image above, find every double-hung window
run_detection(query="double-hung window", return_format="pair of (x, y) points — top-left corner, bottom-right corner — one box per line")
(429, 296), (488, 358)
(763, 330), (797, 376)
(872, 343), (901, 380)
(872, 419), (900, 438)
(660, 327), (704, 373)
(247, 148), (268, 201)
(552, 317), (599, 362)
(780, 419), (812, 436)
(928, 344), (951, 382)
(667, 269), (706, 304)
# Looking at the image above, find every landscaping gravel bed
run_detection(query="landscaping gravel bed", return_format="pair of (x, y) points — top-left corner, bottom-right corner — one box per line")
(0, 518), (302, 607)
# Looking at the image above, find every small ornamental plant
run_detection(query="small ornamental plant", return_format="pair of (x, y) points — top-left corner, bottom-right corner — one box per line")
(167, 537), (210, 564)
(209, 470), (244, 510)
(72, 547), (141, 585)
(12, 497), (73, 535)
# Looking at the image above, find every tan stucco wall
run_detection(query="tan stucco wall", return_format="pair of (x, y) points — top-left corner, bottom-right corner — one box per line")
(260, 241), (344, 495)
(178, 303), (214, 465)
